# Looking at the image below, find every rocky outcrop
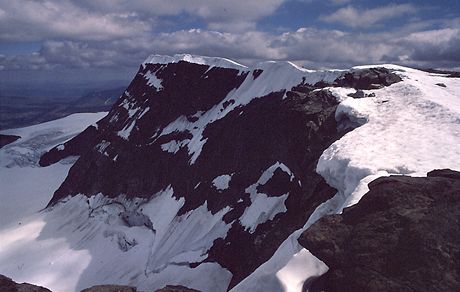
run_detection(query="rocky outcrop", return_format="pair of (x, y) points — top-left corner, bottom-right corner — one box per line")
(333, 67), (402, 90)
(0, 134), (20, 149)
(39, 125), (99, 167)
(0, 274), (51, 292)
(299, 169), (460, 292)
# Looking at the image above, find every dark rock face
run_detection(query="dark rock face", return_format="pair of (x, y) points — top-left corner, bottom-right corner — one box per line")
(334, 67), (402, 90)
(40, 59), (402, 288)
(39, 125), (99, 167)
(299, 169), (460, 292)
(0, 274), (52, 292)
(347, 89), (365, 99)
(204, 87), (342, 287)
(0, 134), (20, 149)
(46, 61), (248, 201)
(81, 285), (136, 292)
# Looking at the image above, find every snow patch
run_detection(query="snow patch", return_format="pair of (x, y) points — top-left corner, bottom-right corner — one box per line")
(95, 140), (110, 156)
(144, 71), (163, 91)
(160, 139), (190, 154)
(118, 121), (136, 140)
(239, 162), (293, 233)
(212, 174), (232, 191)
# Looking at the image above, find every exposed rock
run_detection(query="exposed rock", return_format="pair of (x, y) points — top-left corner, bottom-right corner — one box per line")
(333, 67), (402, 90)
(81, 285), (136, 292)
(299, 169), (460, 292)
(436, 82), (447, 87)
(120, 211), (154, 230)
(347, 89), (365, 99)
(0, 134), (20, 149)
(155, 285), (199, 292)
(0, 274), (52, 292)
(39, 124), (99, 167)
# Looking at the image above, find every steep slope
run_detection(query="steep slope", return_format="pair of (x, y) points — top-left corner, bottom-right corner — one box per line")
(230, 66), (460, 292)
(299, 169), (460, 291)
(30, 54), (404, 291)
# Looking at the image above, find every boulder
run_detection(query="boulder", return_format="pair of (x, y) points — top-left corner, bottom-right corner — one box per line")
(299, 169), (460, 292)
(0, 274), (52, 292)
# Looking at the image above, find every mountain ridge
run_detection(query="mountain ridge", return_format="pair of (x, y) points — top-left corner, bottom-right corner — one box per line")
(1, 54), (459, 292)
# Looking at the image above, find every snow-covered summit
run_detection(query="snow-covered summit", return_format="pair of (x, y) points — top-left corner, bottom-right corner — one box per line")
(143, 53), (248, 70)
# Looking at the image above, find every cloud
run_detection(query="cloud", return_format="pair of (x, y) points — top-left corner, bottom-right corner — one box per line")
(3, 22), (460, 73)
(320, 4), (416, 28)
(1, 0), (459, 73)
(271, 28), (395, 65)
(398, 28), (460, 63)
(0, 0), (286, 42)
(0, 0), (150, 42)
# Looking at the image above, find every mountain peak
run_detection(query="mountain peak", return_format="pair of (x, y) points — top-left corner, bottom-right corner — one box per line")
(142, 53), (248, 70)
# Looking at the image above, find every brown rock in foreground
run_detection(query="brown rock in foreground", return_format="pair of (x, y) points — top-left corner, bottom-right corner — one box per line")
(0, 274), (52, 292)
(299, 169), (460, 292)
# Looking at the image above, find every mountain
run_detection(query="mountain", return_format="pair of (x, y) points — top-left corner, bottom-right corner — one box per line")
(71, 87), (126, 111)
(0, 54), (459, 292)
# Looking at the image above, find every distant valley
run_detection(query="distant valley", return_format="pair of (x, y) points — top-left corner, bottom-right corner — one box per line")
(0, 87), (125, 130)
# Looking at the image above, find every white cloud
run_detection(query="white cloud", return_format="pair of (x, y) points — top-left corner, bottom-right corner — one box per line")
(0, 0), (150, 42)
(3, 23), (460, 72)
(320, 4), (416, 28)
(397, 28), (460, 62)
(0, 0), (286, 42)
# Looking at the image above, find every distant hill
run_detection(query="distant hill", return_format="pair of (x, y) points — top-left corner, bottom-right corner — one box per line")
(72, 87), (125, 110)
(0, 87), (124, 130)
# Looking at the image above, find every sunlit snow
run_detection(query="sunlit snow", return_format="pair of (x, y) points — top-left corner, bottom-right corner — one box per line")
(239, 162), (293, 233)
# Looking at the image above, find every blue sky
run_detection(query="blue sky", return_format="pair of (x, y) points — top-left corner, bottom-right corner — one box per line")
(0, 0), (459, 96)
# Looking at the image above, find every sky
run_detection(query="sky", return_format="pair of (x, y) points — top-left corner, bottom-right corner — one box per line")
(0, 0), (459, 97)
